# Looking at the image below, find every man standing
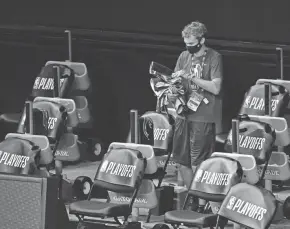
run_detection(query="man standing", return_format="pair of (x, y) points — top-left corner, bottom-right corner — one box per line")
(171, 21), (223, 212)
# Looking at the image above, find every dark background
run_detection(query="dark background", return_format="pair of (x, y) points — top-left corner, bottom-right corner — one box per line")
(0, 0), (290, 146)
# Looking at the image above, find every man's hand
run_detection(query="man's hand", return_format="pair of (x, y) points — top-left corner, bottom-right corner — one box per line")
(181, 73), (192, 79)
(172, 70), (192, 80)
(172, 70), (185, 78)
(191, 77), (222, 95)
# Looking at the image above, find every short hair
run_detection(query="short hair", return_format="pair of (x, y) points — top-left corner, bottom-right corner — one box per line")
(182, 21), (208, 39)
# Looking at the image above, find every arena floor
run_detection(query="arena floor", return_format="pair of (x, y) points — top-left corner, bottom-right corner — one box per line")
(62, 161), (290, 229)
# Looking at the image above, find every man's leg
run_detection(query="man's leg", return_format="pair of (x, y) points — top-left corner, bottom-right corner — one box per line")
(172, 117), (199, 210)
(172, 117), (191, 188)
(189, 121), (216, 212)
(178, 164), (194, 189)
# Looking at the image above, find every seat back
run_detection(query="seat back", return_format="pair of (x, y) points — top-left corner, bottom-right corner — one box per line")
(256, 79), (290, 95)
(189, 156), (243, 202)
(109, 142), (157, 175)
(239, 82), (290, 117)
(248, 115), (290, 147)
(211, 152), (259, 185)
(5, 133), (53, 166)
(46, 61), (90, 91)
(18, 100), (68, 141)
(95, 143), (147, 193)
(138, 111), (174, 155)
(0, 137), (41, 175)
(224, 116), (276, 165)
(34, 97), (78, 127)
(107, 143), (159, 209)
(31, 63), (75, 98)
(218, 183), (277, 229)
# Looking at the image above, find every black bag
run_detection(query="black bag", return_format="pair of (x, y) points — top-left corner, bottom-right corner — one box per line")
(31, 63), (75, 98)
(224, 115), (276, 165)
(0, 137), (41, 175)
(239, 83), (290, 117)
(18, 100), (67, 141)
(189, 156), (243, 202)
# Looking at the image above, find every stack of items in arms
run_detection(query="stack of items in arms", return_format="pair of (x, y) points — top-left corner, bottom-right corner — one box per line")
(150, 76), (186, 114)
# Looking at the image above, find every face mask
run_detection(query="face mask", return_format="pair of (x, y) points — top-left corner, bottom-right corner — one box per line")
(186, 41), (202, 54)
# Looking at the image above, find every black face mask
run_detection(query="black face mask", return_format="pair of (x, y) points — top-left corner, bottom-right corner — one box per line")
(186, 42), (202, 54)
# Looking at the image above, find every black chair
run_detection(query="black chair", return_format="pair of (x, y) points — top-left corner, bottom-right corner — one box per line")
(69, 143), (148, 228)
(218, 182), (277, 229)
(163, 156), (243, 229)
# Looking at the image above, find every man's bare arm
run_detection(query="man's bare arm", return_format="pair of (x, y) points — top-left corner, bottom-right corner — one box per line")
(191, 77), (222, 95)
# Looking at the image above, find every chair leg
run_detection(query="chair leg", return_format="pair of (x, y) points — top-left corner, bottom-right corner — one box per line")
(123, 215), (129, 225)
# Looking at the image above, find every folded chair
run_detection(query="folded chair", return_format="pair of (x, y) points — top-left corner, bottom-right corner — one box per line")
(0, 58), (91, 136)
(69, 142), (151, 228)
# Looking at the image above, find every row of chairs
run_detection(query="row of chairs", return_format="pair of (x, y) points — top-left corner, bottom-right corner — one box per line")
(67, 80), (290, 229)
(0, 59), (96, 205)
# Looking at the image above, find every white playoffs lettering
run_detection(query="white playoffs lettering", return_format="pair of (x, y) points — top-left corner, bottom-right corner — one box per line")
(154, 128), (169, 141)
(113, 196), (148, 204)
(0, 151), (29, 168)
(229, 134), (265, 150)
(194, 169), (232, 186)
(226, 196), (267, 221)
(48, 117), (57, 130)
(33, 77), (65, 90)
(239, 135), (265, 150)
(243, 96), (279, 111)
(100, 160), (136, 178)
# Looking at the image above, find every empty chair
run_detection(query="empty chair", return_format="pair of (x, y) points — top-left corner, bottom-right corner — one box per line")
(224, 114), (276, 166)
(163, 156), (243, 229)
(218, 183), (277, 229)
(69, 143), (154, 228)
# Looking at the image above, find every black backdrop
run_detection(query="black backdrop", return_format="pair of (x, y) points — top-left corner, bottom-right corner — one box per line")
(1, 0), (290, 43)
(0, 0), (290, 145)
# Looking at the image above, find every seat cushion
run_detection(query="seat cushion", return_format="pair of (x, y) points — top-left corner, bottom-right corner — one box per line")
(69, 200), (131, 218)
(215, 133), (228, 144)
(0, 113), (21, 124)
(164, 210), (217, 227)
